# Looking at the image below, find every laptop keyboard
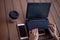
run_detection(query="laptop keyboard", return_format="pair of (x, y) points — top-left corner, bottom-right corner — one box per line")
(27, 19), (49, 31)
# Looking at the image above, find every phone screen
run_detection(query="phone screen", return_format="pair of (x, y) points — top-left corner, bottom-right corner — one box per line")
(17, 24), (27, 37)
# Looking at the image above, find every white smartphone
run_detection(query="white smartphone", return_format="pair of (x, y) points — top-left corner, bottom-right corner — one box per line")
(17, 24), (28, 40)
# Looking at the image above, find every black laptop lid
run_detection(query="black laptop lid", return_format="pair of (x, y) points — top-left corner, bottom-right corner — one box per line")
(26, 3), (51, 19)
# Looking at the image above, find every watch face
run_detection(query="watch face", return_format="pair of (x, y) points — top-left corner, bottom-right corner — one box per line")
(26, 3), (51, 19)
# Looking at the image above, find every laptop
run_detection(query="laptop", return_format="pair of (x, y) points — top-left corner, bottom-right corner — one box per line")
(26, 3), (51, 33)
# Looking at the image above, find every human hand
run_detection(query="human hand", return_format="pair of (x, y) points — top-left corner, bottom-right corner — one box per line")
(29, 28), (39, 40)
(48, 24), (59, 40)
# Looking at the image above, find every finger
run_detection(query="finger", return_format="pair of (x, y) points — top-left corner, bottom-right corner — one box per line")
(49, 24), (54, 27)
(50, 24), (57, 34)
(32, 28), (38, 36)
(34, 28), (38, 35)
(50, 25), (54, 29)
(49, 26), (55, 32)
(29, 31), (33, 37)
(53, 24), (56, 28)
(49, 25), (55, 31)
(49, 25), (57, 35)
(31, 28), (39, 40)
(48, 28), (53, 34)
(48, 28), (52, 33)
(50, 24), (56, 30)
(34, 28), (39, 37)
(31, 29), (36, 35)
(50, 24), (56, 28)
(48, 28), (54, 37)
(49, 28), (58, 38)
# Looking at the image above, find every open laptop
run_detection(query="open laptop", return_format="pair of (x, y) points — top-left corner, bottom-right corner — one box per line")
(26, 3), (51, 35)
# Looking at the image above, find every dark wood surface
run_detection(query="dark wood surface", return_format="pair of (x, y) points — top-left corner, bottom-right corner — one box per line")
(0, 0), (8, 40)
(0, 0), (60, 40)
(4, 0), (19, 40)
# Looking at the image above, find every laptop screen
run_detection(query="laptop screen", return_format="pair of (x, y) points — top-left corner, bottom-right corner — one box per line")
(26, 3), (51, 19)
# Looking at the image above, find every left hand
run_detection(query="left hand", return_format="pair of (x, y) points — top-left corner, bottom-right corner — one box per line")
(29, 28), (39, 40)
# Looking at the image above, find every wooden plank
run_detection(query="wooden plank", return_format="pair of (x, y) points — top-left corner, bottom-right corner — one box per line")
(46, 0), (59, 36)
(4, 0), (19, 40)
(45, 0), (51, 2)
(27, 0), (34, 2)
(50, 0), (60, 35)
(40, 0), (51, 3)
(40, 0), (47, 2)
(51, 0), (60, 21)
(0, 0), (8, 40)
(13, 0), (28, 39)
(50, 3), (60, 35)
(34, 0), (40, 2)
(20, 0), (27, 22)
(13, 0), (24, 24)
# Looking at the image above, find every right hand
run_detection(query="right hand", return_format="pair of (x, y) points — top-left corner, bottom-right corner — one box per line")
(48, 24), (59, 40)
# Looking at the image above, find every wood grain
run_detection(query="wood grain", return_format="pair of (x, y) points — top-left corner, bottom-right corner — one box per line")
(20, 0), (27, 22)
(27, 0), (34, 2)
(50, 3), (60, 36)
(40, 0), (47, 2)
(0, 0), (8, 40)
(46, 0), (59, 36)
(34, 0), (40, 2)
(0, 0), (60, 40)
(13, 0), (24, 24)
(4, 0), (19, 40)
(51, 0), (60, 20)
